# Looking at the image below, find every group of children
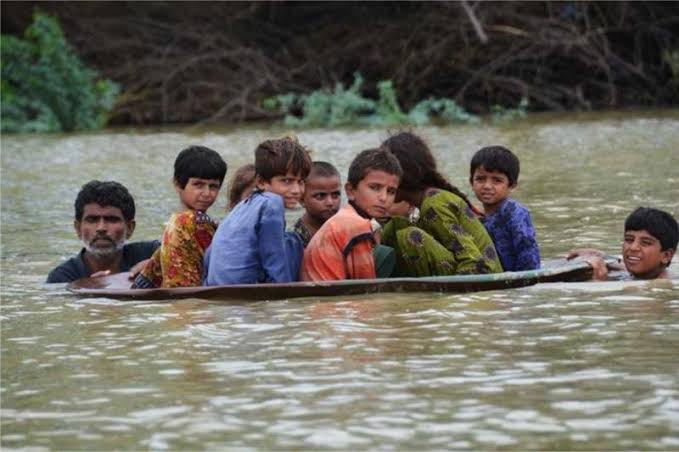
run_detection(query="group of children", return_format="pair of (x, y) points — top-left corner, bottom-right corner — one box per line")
(131, 131), (678, 289)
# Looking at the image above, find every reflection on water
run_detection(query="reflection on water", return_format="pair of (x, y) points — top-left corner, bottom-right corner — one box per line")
(2, 111), (679, 449)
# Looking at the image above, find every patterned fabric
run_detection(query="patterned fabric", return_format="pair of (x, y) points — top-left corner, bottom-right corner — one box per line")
(204, 190), (304, 285)
(300, 204), (376, 281)
(482, 198), (540, 271)
(381, 189), (503, 277)
(292, 217), (313, 248)
(136, 210), (216, 288)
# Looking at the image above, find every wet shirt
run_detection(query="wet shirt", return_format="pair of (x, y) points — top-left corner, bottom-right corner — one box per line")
(482, 198), (540, 271)
(204, 190), (304, 285)
(300, 204), (376, 281)
(46, 241), (160, 283)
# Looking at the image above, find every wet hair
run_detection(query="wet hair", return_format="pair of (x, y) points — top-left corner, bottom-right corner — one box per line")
(625, 207), (679, 253)
(254, 136), (312, 181)
(228, 163), (256, 210)
(308, 161), (340, 180)
(74, 180), (135, 221)
(381, 131), (473, 207)
(470, 145), (520, 187)
(347, 147), (402, 188)
(174, 145), (227, 189)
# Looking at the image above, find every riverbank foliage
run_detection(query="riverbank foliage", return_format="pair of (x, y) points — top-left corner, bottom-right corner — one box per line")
(262, 73), (485, 127)
(1, 11), (118, 133)
(2, 2), (677, 126)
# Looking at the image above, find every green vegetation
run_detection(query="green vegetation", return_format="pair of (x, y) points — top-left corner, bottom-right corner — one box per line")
(1, 11), (119, 133)
(263, 73), (529, 128)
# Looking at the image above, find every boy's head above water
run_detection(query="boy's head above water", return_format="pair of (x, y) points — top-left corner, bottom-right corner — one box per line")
(173, 146), (227, 212)
(470, 146), (520, 212)
(346, 147), (402, 219)
(302, 161), (342, 224)
(255, 136), (312, 209)
(622, 207), (678, 279)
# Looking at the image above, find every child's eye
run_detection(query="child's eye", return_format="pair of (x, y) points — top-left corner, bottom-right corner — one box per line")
(209, 183), (221, 190)
(387, 188), (397, 196)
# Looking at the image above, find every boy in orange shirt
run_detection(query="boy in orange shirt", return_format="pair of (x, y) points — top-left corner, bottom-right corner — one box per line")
(300, 148), (402, 281)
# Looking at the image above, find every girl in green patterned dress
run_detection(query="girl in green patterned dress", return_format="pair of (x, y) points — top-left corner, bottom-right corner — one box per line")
(380, 132), (503, 277)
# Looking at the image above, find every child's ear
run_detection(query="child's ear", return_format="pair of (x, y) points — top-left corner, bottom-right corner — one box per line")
(255, 175), (268, 191)
(661, 248), (675, 267)
(173, 178), (182, 193)
(344, 181), (355, 201)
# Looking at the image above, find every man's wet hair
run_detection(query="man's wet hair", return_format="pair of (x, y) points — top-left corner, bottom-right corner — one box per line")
(309, 161), (340, 180)
(255, 136), (312, 181)
(174, 145), (227, 189)
(625, 207), (679, 252)
(347, 147), (402, 188)
(470, 145), (520, 187)
(75, 180), (135, 221)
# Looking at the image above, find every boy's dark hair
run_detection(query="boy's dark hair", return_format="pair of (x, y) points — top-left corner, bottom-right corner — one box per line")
(381, 131), (472, 207)
(470, 146), (520, 186)
(255, 136), (312, 181)
(309, 161), (340, 180)
(347, 147), (402, 187)
(174, 146), (227, 189)
(625, 207), (679, 252)
(75, 180), (135, 221)
(228, 163), (256, 210)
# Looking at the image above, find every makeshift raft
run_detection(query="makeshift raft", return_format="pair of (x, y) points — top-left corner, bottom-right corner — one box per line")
(67, 260), (594, 301)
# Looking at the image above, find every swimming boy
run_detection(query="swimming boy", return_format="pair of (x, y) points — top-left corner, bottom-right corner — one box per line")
(568, 207), (678, 280)
(293, 161), (342, 247)
(47, 180), (159, 283)
(300, 147), (402, 281)
(204, 136), (311, 285)
(133, 146), (227, 288)
(470, 145), (540, 271)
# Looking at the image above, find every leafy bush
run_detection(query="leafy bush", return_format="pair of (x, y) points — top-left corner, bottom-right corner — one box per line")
(262, 73), (484, 128)
(1, 11), (119, 133)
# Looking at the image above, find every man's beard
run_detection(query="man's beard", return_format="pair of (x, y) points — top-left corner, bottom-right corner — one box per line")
(84, 235), (125, 258)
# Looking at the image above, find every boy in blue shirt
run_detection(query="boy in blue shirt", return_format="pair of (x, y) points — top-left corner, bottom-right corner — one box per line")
(470, 145), (540, 271)
(204, 137), (311, 285)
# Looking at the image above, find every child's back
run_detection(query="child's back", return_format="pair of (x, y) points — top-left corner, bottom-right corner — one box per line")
(470, 145), (540, 271)
(206, 190), (301, 284)
(204, 137), (311, 285)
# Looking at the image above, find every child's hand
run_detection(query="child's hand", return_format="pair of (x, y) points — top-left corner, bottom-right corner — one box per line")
(128, 259), (151, 280)
(582, 256), (609, 281)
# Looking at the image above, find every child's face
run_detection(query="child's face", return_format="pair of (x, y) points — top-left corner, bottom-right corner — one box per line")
(622, 229), (674, 279)
(471, 166), (513, 209)
(258, 171), (304, 209)
(345, 169), (399, 219)
(302, 175), (341, 223)
(175, 177), (221, 212)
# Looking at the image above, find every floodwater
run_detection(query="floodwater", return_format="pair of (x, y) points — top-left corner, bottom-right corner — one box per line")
(2, 111), (679, 450)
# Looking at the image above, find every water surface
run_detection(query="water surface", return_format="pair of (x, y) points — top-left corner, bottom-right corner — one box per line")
(2, 111), (679, 449)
